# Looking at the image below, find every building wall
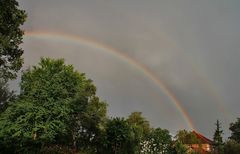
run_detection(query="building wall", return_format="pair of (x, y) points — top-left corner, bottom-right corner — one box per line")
(186, 144), (212, 154)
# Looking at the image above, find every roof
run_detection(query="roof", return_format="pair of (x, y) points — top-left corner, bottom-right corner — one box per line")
(192, 131), (213, 144)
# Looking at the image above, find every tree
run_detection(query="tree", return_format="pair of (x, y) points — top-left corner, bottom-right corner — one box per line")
(104, 117), (134, 154)
(140, 128), (172, 154)
(0, 80), (14, 112)
(229, 118), (240, 143)
(224, 139), (240, 154)
(213, 120), (224, 154)
(0, 0), (26, 80)
(0, 58), (107, 153)
(173, 141), (188, 154)
(127, 112), (151, 153)
(175, 130), (200, 144)
(75, 96), (107, 153)
(127, 112), (150, 136)
(0, 0), (26, 112)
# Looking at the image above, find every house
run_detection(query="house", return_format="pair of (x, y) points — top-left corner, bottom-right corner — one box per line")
(187, 131), (213, 154)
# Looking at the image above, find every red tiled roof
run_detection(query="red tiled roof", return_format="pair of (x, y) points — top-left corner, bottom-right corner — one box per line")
(192, 131), (213, 144)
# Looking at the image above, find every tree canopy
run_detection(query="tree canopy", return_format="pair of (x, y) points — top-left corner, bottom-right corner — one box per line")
(127, 112), (151, 153)
(0, 80), (14, 111)
(140, 128), (173, 154)
(127, 112), (150, 136)
(0, 0), (26, 112)
(104, 117), (134, 154)
(224, 139), (240, 154)
(0, 0), (26, 80)
(175, 130), (200, 145)
(229, 118), (240, 143)
(0, 58), (107, 153)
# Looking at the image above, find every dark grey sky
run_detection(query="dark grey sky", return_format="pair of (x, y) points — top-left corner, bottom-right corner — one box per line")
(17, 0), (240, 138)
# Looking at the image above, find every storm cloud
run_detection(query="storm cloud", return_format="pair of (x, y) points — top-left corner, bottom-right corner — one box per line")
(16, 0), (240, 138)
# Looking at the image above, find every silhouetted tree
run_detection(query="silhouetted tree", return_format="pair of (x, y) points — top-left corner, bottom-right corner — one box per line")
(224, 139), (240, 154)
(229, 118), (240, 143)
(213, 120), (224, 154)
(104, 117), (134, 154)
(0, 0), (26, 111)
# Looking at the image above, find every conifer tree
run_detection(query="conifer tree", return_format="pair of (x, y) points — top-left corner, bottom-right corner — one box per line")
(213, 120), (224, 154)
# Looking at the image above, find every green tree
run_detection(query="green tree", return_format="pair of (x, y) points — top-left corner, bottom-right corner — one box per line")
(0, 80), (14, 112)
(75, 96), (107, 153)
(229, 118), (240, 143)
(175, 130), (200, 144)
(0, 0), (26, 112)
(0, 0), (26, 80)
(127, 112), (150, 136)
(104, 117), (134, 154)
(0, 58), (107, 153)
(224, 139), (240, 154)
(140, 128), (172, 154)
(175, 130), (189, 144)
(127, 112), (151, 153)
(173, 141), (188, 154)
(213, 120), (224, 154)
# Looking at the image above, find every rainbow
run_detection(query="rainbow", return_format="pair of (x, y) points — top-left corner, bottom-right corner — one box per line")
(25, 31), (195, 130)
(181, 52), (230, 123)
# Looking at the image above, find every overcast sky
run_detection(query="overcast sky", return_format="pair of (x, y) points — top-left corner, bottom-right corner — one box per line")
(16, 0), (240, 138)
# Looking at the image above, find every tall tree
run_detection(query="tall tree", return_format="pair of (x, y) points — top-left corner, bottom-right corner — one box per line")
(213, 120), (224, 154)
(75, 96), (107, 153)
(0, 0), (26, 80)
(127, 112), (151, 153)
(0, 0), (27, 111)
(229, 118), (240, 143)
(0, 58), (107, 153)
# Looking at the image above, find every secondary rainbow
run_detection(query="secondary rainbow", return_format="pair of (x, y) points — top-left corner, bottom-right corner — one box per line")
(25, 31), (195, 130)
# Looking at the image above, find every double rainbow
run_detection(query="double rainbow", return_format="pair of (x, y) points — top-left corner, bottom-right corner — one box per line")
(25, 31), (204, 130)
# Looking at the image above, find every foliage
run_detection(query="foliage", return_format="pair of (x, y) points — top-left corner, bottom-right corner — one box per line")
(1, 57), (240, 154)
(223, 139), (240, 154)
(127, 112), (150, 136)
(0, 0), (26, 113)
(103, 117), (134, 154)
(127, 112), (151, 153)
(175, 130), (201, 144)
(0, 0), (26, 80)
(173, 141), (188, 154)
(229, 118), (240, 143)
(213, 120), (224, 154)
(140, 128), (172, 154)
(0, 58), (107, 153)
(0, 80), (14, 112)
(75, 96), (107, 153)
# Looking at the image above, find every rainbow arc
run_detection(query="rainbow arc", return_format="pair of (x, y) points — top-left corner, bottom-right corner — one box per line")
(25, 30), (196, 130)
